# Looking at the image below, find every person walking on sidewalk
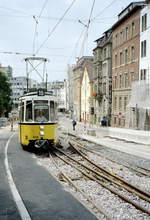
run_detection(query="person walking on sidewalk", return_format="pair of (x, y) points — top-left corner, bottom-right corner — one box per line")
(72, 120), (77, 131)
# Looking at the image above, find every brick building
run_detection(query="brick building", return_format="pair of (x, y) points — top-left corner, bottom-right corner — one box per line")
(111, 1), (145, 127)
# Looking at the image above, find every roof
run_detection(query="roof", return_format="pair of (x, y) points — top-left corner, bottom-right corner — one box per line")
(73, 56), (93, 71)
(81, 59), (94, 83)
(112, 1), (146, 30)
(93, 30), (112, 51)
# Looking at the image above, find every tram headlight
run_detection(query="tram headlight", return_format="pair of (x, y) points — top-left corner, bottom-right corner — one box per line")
(40, 131), (44, 136)
(40, 125), (44, 130)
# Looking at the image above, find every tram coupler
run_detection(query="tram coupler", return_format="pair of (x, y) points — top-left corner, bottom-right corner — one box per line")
(34, 139), (49, 150)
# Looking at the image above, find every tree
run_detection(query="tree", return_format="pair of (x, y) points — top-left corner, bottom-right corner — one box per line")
(0, 71), (13, 117)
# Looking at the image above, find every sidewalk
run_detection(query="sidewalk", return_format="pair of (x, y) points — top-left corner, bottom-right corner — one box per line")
(68, 120), (150, 160)
(92, 126), (150, 145)
(69, 119), (150, 145)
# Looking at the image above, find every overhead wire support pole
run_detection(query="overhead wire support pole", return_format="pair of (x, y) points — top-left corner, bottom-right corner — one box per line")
(78, 0), (96, 57)
(33, 15), (39, 56)
(32, 0), (49, 56)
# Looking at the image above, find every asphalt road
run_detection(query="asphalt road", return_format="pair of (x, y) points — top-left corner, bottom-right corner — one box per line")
(0, 126), (21, 220)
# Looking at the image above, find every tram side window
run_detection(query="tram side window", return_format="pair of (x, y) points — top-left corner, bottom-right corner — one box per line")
(19, 102), (24, 122)
(26, 101), (32, 121)
(50, 101), (55, 121)
(55, 102), (58, 120)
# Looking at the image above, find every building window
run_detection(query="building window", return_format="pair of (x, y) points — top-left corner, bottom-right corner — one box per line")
(142, 14), (147, 32)
(140, 69), (146, 80)
(115, 34), (118, 47)
(141, 40), (146, 57)
(114, 97), (117, 110)
(125, 72), (128, 88)
(131, 22), (135, 36)
(131, 46), (135, 61)
(103, 83), (106, 94)
(130, 71), (134, 85)
(114, 75), (117, 88)
(124, 97), (127, 111)
(119, 97), (122, 110)
(120, 52), (123, 65)
(104, 48), (107, 59)
(120, 31), (123, 44)
(125, 49), (128, 64)
(125, 26), (128, 40)
(115, 54), (118, 67)
(119, 74), (122, 88)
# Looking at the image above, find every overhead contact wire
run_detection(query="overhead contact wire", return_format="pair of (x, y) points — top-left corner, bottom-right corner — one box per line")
(35, 0), (77, 55)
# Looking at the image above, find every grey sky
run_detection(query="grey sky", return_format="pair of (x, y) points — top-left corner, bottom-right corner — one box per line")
(0, 0), (139, 82)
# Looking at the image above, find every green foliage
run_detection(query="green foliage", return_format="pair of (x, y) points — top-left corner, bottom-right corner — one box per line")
(0, 71), (12, 117)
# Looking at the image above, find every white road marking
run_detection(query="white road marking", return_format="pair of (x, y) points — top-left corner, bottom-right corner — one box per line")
(4, 133), (32, 220)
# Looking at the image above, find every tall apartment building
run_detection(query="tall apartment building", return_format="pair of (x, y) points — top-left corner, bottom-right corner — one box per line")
(93, 29), (112, 125)
(9, 76), (36, 108)
(139, 1), (150, 82)
(111, 1), (145, 127)
(125, 0), (150, 130)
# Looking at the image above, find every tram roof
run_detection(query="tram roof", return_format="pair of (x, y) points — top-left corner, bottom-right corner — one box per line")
(19, 89), (57, 101)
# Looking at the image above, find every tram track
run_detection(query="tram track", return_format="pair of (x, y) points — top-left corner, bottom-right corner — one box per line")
(60, 131), (150, 177)
(49, 151), (111, 220)
(48, 137), (150, 218)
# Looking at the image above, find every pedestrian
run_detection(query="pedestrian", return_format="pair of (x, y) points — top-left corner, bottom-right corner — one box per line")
(72, 120), (77, 131)
(10, 118), (13, 131)
(101, 117), (107, 126)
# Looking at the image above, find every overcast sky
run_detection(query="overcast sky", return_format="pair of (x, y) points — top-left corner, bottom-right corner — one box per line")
(0, 0), (139, 82)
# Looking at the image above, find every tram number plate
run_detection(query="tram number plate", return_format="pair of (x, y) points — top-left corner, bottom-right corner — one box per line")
(33, 136), (39, 139)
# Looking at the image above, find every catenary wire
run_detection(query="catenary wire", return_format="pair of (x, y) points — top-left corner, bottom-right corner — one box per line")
(35, 0), (77, 55)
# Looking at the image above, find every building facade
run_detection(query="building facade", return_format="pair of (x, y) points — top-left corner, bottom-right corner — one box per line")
(111, 2), (145, 127)
(125, 0), (150, 130)
(81, 60), (94, 126)
(66, 64), (74, 116)
(93, 29), (112, 125)
(73, 56), (93, 121)
(139, 1), (150, 82)
(9, 76), (35, 108)
(47, 80), (66, 112)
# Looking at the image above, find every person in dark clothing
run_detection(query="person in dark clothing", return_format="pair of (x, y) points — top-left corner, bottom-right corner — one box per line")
(72, 120), (77, 130)
(101, 117), (107, 126)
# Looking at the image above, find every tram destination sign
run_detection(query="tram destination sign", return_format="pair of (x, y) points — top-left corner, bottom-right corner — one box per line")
(37, 89), (45, 96)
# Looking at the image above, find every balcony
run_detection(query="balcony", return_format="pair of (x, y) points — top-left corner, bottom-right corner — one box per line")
(93, 91), (103, 101)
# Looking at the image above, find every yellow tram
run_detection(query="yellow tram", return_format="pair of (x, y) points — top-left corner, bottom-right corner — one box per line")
(18, 89), (58, 150)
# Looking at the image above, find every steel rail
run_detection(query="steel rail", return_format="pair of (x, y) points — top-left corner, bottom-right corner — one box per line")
(60, 133), (150, 177)
(52, 145), (150, 216)
(56, 142), (150, 203)
(49, 152), (111, 220)
(71, 137), (150, 177)
(69, 140), (150, 201)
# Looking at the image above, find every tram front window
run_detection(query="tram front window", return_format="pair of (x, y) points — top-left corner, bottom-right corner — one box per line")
(34, 104), (49, 122)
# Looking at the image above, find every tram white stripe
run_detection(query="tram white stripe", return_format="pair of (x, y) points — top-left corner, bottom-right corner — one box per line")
(4, 133), (32, 220)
